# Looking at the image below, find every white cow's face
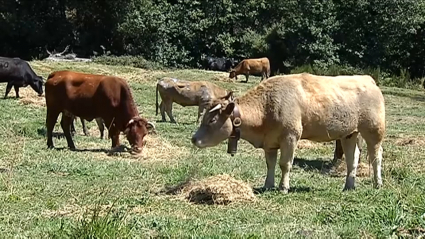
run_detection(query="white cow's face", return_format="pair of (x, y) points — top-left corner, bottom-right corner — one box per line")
(191, 94), (235, 148)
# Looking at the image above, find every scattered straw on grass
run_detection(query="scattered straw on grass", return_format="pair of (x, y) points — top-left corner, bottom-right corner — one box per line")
(75, 127), (188, 162)
(174, 174), (256, 205)
(395, 137), (425, 146)
(17, 87), (46, 107)
(211, 74), (234, 83)
(297, 140), (323, 149)
(329, 160), (371, 177)
(42, 203), (114, 219)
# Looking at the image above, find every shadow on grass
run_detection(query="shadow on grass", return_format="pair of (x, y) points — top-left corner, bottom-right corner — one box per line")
(253, 185), (313, 194)
(382, 89), (425, 102)
(293, 157), (333, 172)
(155, 120), (196, 126)
(49, 147), (109, 153)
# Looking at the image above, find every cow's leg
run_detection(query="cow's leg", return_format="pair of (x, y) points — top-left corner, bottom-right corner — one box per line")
(13, 85), (20, 98)
(95, 118), (105, 139)
(165, 101), (176, 123)
(107, 124), (120, 149)
(244, 74), (249, 83)
(333, 139), (344, 164)
(340, 133), (360, 191)
(80, 118), (89, 136)
(363, 137), (383, 189)
(159, 101), (166, 122)
(46, 109), (60, 148)
(278, 135), (298, 193)
(263, 149), (278, 189)
(60, 114), (76, 150)
(4, 82), (13, 99)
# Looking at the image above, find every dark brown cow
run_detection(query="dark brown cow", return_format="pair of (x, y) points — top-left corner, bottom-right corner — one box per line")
(229, 57), (271, 83)
(45, 70), (155, 155)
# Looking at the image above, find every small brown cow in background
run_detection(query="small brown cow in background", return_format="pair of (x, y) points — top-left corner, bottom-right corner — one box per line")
(156, 77), (230, 123)
(229, 57), (271, 83)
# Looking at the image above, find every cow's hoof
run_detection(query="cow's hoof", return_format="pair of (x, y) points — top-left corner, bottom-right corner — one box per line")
(279, 188), (289, 194)
(47, 145), (54, 149)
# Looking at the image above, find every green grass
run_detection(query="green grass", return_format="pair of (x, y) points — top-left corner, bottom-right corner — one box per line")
(0, 61), (424, 238)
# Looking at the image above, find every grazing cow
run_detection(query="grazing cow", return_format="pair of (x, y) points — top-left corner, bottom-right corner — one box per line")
(229, 57), (271, 83)
(202, 56), (237, 72)
(0, 57), (44, 98)
(45, 70), (155, 155)
(70, 116), (107, 139)
(192, 73), (385, 192)
(156, 77), (230, 123)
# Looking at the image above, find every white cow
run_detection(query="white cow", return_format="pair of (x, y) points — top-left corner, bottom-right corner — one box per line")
(192, 73), (385, 192)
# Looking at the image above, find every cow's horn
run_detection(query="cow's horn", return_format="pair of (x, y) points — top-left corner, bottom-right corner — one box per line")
(209, 104), (222, 113)
(127, 119), (134, 126)
(147, 121), (156, 130)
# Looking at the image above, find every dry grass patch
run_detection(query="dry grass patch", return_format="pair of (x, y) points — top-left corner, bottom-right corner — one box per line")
(74, 131), (188, 162)
(297, 140), (325, 149)
(42, 203), (114, 219)
(395, 136), (425, 146)
(17, 87), (46, 108)
(170, 174), (256, 205)
(211, 74), (234, 83)
(329, 160), (371, 178)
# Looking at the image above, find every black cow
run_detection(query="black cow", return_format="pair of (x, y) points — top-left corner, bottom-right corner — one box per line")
(202, 56), (238, 72)
(0, 57), (44, 98)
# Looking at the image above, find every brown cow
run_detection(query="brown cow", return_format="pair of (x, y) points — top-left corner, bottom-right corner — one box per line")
(229, 57), (271, 83)
(45, 70), (155, 155)
(156, 77), (230, 123)
(192, 73), (385, 192)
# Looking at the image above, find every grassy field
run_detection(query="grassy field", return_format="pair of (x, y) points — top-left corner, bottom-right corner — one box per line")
(0, 61), (424, 238)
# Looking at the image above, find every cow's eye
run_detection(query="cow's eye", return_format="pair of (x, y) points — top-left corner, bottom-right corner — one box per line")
(209, 118), (217, 124)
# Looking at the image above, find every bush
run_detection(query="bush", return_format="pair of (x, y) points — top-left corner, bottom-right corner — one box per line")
(92, 55), (164, 70)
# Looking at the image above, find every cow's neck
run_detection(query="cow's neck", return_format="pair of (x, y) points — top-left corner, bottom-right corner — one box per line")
(234, 99), (266, 149)
(120, 87), (140, 129)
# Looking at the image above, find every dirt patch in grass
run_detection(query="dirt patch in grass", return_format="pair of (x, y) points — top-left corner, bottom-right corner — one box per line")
(166, 174), (256, 205)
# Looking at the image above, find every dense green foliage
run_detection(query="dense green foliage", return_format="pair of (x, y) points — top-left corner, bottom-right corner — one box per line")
(2, 0), (425, 78)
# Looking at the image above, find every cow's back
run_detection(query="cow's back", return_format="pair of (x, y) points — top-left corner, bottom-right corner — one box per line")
(45, 71), (126, 120)
(242, 73), (384, 141)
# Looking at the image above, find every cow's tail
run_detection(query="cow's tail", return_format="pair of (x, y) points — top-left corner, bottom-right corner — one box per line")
(155, 82), (159, 116)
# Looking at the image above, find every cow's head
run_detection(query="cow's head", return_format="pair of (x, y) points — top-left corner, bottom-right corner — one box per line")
(229, 69), (236, 79)
(192, 91), (235, 148)
(30, 76), (44, 96)
(124, 117), (155, 155)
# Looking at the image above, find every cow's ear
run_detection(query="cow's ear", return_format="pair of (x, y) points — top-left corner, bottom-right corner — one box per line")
(224, 102), (235, 116)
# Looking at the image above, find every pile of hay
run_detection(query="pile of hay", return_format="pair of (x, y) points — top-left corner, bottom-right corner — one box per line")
(179, 174), (256, 205)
